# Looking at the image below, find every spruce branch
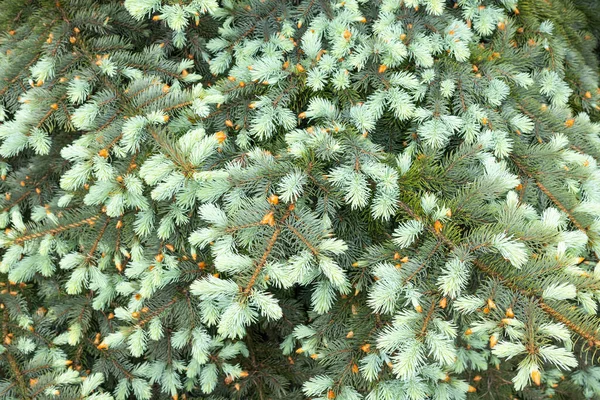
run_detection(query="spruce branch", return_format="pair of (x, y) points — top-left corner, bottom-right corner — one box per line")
(2, 312), (29, 399)
(85, 216), (111, 260)
(399, 199), (600, 350)
(511, 155), (587, 232)
(473, 260), (600, 348)
(13, 214), (101, 245)
(243, 207), (293, 295)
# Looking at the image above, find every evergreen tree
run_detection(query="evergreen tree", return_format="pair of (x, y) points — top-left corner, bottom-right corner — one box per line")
(2, 0), (600, 398)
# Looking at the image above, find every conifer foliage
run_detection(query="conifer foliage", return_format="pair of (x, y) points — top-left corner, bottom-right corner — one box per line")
(2, 0), (600, 398)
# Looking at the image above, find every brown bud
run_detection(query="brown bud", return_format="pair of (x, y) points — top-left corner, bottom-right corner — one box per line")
(260, 212), (275, 226)
(215, 131), (227, 143)
(531, 370), (541, 386)
(97, 342), (108, 350)
(439, 297), (447, 309)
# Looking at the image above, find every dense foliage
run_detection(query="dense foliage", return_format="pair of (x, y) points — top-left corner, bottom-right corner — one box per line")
(2, 0), (600, 399)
